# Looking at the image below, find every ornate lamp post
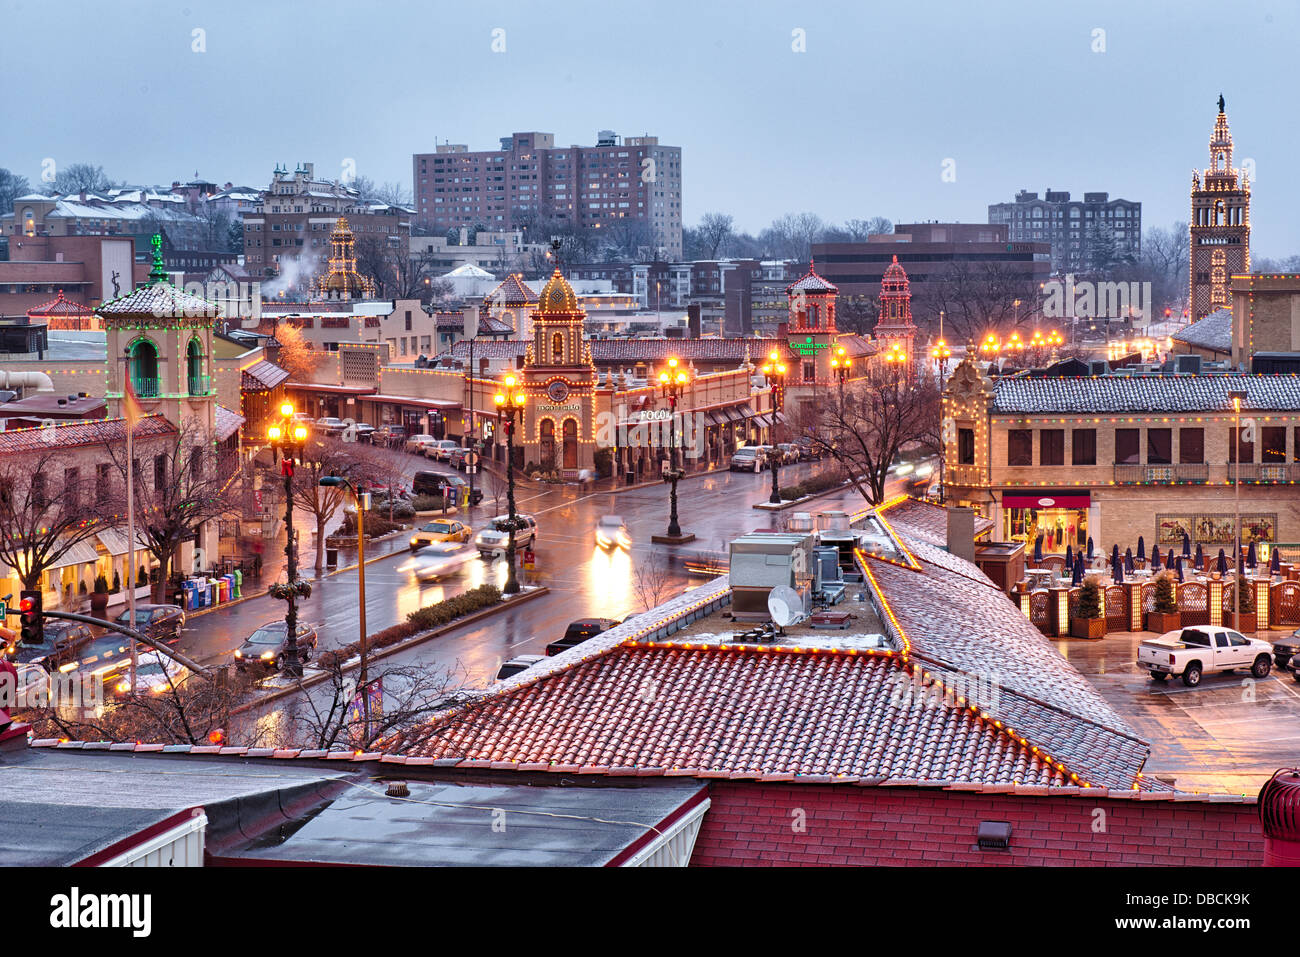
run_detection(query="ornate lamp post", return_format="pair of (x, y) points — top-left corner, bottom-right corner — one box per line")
(980, 332), (999, 360)
(652, 357), (692, 543)
(830, 345), (851, 399)
(267, 402), (309, 677)
(760, 348), (788, 504)
(1229, 389), (1248, 634)
(319, 474), (369, 731)
(1047, 329), (1064, 360)
(493, 374), (527, 594)
(930, 338), (952, 505)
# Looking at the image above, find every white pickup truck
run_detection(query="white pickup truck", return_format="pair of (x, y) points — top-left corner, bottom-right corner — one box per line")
(1138, 626), (1274, 687)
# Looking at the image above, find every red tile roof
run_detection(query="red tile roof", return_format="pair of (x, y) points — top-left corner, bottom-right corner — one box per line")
(483, 274), (538, 307)
(785, 260), (838, 294)
(241, 359), (290, 392)
(0, 414), (174, 456)
(26, 290), (95, 319)
(446, 337), (782, 365)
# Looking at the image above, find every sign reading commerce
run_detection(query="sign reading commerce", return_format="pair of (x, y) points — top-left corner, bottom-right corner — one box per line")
(788, 335), (828, 357)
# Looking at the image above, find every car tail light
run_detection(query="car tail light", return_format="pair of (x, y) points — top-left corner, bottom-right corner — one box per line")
(1169, 654), (1176, 664)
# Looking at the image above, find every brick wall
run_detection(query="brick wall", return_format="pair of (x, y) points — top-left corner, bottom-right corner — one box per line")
(690, 782), (1262, 866)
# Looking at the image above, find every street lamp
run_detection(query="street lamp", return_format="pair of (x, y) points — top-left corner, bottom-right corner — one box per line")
(1229, 388), (1248, 634)
(930, 338), (952, 504)
(760, 348), (788, 504)
(1047, 329), (1064, 359)
(493, 373), (527, 594)
(267, 402), (309, 677)
(319, 474), (370, 733)
(980, 332), (999, 357)
(656, 357), (690, 540)
(830, 344), (851, 398)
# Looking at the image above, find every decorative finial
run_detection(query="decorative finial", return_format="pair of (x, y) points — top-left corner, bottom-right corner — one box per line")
(148, 233), (169, 284)
(1218, 92), (1225, 114)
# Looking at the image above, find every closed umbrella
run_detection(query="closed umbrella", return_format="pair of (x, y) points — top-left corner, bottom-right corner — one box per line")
(1247, 541), (1257, 569)
(1195, 543), (1204, 569)
(1087, 537), (1095, 560)
(1272, 547), (1282, 576)
(1072, 553), (1084, 587)
(1176, 556), (1185, 582)
(1065, 544), (1073, 573)
(1033, 533), (1043, 563)
(1137, 536), (1146, 562)
(1111, 544), (1120, 572)
(1151, 546), (1162, 571)
(1217, 548), (1228, 575)
(1116, 560), (1125, 584)
(1182, 530), (1192, 559)
(1125, 548), (1135, 573)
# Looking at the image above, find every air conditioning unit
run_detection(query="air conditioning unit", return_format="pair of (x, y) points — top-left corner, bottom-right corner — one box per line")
(728, 533), (814, 621)
(1088, 360), (1109, 376)
(1175, 354), (1202, 375)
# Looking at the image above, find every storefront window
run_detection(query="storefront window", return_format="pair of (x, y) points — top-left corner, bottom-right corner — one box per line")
(1004, 506), (1088, 553)
(1262, 427), (1286, 463)
(958, 428), (974, 465)
(1230, 427), (1253, 463)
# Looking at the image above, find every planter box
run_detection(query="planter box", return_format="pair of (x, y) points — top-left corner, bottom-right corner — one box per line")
(1070, 616), (1106, 639)
(1229, 612), (1257, 633)
(1146, 610), (1180, 633)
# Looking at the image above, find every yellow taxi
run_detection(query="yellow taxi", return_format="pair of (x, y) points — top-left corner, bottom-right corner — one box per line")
(410, 519), (472, 550)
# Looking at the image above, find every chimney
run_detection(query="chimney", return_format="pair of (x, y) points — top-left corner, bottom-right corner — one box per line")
(946, 506), (976, 565)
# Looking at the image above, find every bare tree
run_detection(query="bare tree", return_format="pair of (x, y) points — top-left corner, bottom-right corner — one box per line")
(102, 418), (240, 602)
(761, 212), (827, 262)
(920, 259), (1044, 342)
(293, 437), (368, 574)
(836, 293), (880, 336)
(697, 213), (734, 259)
(633, 547), (674, 611)
(350, 175), (412, 207)
(49, 162), (115, 195)
(0, 450), (104, 594)
(0, 168), (31, 214)
(795, 364), (940, 505)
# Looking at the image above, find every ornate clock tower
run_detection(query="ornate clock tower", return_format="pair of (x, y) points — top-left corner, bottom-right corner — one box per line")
(1189, 94), (1250, 320)
(520, 269), (597, 475)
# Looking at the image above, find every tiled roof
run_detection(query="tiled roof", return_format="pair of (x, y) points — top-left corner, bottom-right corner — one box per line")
(0, 415), (174, 456)
(785, 260), (838, 293)
(446, 337), (781, 364)
(877, 498), (994, 547)
(241, 359), (290, 392)
(96, 280), (220, 320)
(1171, 308), (1231, 352)
(26, 290), (95, 318)
(483, 274), (539, 307)
(214, 405), (245, 441)
(537, 270), (580, 313)
(992, 373), (1300, 414)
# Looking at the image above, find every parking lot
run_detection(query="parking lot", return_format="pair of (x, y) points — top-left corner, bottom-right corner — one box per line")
(1053, 630), (1300, 794)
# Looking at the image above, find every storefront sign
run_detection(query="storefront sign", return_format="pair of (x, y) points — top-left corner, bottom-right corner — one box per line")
(787, 335), (828, 357)
(1003, 492), (1091, 509)
(629, 409), (672, 422)
(537, 403), (581, 413)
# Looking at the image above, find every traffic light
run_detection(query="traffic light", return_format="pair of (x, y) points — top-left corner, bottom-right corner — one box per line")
(18, 589), (42, 645)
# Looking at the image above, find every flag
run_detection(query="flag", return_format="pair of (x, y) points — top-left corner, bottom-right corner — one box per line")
(121, 374), (144, 429)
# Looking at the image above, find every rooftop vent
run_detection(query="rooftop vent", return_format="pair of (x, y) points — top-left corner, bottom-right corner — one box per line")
(976, 821), (1013, 850)
(386, 781), (410, 798)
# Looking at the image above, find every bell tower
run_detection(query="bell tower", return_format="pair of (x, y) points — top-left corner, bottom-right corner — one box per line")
(1190, 94), (1250, 319)
(873, 255), (917, 365)
(784, 260), (839, 386)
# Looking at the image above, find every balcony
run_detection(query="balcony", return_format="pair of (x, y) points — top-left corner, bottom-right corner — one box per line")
(187, 374), (213, 396)
(1112, 463), (1209, 484)
(132, 377), (161, 398)
(1229, 463), (1298, 484)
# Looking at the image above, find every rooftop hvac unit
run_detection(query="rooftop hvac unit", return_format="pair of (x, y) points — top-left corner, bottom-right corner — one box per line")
(728, 533), (814, 621)
(1175, 354), (1202, 375)
(1088, 360), (1109, 376)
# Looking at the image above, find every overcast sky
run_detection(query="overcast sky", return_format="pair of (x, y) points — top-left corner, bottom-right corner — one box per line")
(3, 0), (1297, 255)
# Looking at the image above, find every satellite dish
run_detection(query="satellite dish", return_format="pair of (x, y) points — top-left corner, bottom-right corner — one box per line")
(767, 585), (804, 629)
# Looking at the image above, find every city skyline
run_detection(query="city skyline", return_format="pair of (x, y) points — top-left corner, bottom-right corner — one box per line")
(3, 0), (1298, 257)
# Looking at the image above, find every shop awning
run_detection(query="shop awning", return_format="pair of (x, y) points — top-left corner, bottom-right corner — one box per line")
(241, 359), (290, 393)
(1002, 492), (1091, 509)
(367, 395), (462, 410)
(96, 528), (153, 556)
(47, 540), (101, 570)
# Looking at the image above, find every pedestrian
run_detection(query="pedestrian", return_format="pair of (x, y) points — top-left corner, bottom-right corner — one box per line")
(578, 468), (594, 490)
(0, 651), (17, 733)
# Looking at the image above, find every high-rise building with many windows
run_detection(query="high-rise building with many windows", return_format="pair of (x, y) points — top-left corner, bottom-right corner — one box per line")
(413, 131), (682, 260)
(988, 189), (1141, 275)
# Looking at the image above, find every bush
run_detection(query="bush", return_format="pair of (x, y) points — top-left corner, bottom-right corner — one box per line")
(778, 469), (847, 501)
(1153, 572), (1177, 613)
(406, 584), (502, 630)
(1076, 576), (1104, 620)
(593, 446), (613, 478)
(411, 494), (443, 512)
(339, 513), (405, 538)
(111, 571), (121, 593)
(94, 575), (109, 594)
(1230, 579), (1253, 614)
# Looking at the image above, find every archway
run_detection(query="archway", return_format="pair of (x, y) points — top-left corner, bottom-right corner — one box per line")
(130, 338), (159, 397)
(540, 419), (555, 469)
(562, 418), (578, 470)
(187, 337), (205, 395)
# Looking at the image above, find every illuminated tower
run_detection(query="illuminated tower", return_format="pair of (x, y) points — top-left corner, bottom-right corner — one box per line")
(1189, 94), (1250, 319)
(873, 255), (917, 365)
(314, 216), (377, 301)
(785, 260), (839, 386)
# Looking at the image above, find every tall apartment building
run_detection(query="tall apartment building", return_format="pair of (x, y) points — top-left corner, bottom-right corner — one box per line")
(988, 189), (1141, 274)
(243, 163), (411, 280)
(412, 131), (682, 260)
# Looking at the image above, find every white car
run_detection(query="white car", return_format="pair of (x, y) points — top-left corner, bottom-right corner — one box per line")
(315, 416), (345, 434)
(114, 651), (190, 696)
(475, 514), (538, 555)
(595, 515), (631, 550)
(398, 542), (480, 581)
(1137, 626), (1274, 686)
(405, 433), (438, 454)
(425, 439), (461, 461)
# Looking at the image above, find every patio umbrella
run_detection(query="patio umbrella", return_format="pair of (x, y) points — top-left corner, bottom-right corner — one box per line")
(1176, 556), (1185, 582)
(1247, 541), (1257, 569)
(1116, 561), (1125, 584)
(1072, 554), (1084, 587)
(1217, 548), (1228, 575)
(1111, 544), (1120, 571)
(1033, 533), (1043, 563)
(1065, 544), (1073, 572)
(1137, 536), (1146, 561)
(1151, 546), (1162, 571)
(1124, 547), (1135, 573)
(1182, 530), (1192, 559)
(1087, 537), (1095, 560)
(1195, 543), (1204, 569)
(1272, 547), (1282, 575)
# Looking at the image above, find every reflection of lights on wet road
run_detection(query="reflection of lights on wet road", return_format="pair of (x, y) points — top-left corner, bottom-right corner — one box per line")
(588, 545), (632, 611)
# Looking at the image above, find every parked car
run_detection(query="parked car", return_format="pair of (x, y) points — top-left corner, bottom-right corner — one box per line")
(475, 513), (538, 555)
(729, 447), (762, 472)
(496, 654), (545, 681)
(545, 618), (619, 656)
(405, 433), (439, 455)
(9, 620), (95, 669)
(234, 620), (319, 673)
(349, 422), (376, 443)
(1138, 626), (1274, 686)
(1286, 655), (1300, 683)
(316, 416), (346, 434)
(113, 650), (191, 696)
(595, 515), (631, 551)
(776, 443), (802, 464)
(73, 634), (135, 682)
(410, 519), (472, 549)
(793, 436), (823, 461)
(425, 440), (461, 461)
(412, 470), (483, 505)
(403, 542), (480, 581)
(112, 604), (185, 644)
(1272, 631), (1300, 670)
(374, 425), (408, 446)
(448, 447), (473, 470)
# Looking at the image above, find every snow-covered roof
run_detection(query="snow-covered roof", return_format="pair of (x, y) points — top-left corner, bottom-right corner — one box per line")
(444, 262), (495, 279)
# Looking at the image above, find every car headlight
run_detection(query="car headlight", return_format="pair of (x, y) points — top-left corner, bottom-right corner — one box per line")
(116, 680), (130, 693)
(151, 683), (167, 694)
(260, 651), (274, 660)
(410, 537), (419, 546)
(234, 649), (242, 658)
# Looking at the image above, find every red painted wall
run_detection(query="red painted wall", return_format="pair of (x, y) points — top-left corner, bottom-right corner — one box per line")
(691, 783), (1262, 866)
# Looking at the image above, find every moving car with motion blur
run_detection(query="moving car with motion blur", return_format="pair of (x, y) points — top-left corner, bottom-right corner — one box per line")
(410, 519), (472, 549)
(234, 620), (319, 673)
(595, 515), (631, 551)
(114, 650), (191, 696)
(7, 620), (94, 669)
(496, 654), (545, 681)
(475, 514), (538, 555)
(401, 542), (480, 581)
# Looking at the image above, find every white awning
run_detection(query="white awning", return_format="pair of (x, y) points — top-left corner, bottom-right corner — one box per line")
(47, 539), (102, 570)
(96, 528), (152, 556)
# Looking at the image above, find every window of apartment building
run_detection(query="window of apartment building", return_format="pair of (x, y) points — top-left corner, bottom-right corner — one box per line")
(1008, 429), (1033, 466)
(96, 464), (111, 505)
(1262, 426), (1287, 463)
(1147, 428), (1172, 465)
(1180, 428), (1205, 464)
(1071, 428), (1096, 466)
(1114, 428), (1140, 464)
(154, 454), (167, 492)
(958, 428), (975, 465)
(1040, 429), (1064, 466)
(404, 310), (412, 331)
(1230, 427), (1254, 463)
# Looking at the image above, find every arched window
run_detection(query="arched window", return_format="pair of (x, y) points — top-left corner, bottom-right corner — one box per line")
(187, 338), (205, 395)
(552, 331), (564, 362)
(130, 339), (159, 397)
(562, 418), (578, 470)
(540, 419), (555, 468)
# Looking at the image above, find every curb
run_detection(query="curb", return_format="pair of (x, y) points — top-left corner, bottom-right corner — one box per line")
(229, 586), (551, 714)
(753, 480), (855, 512)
